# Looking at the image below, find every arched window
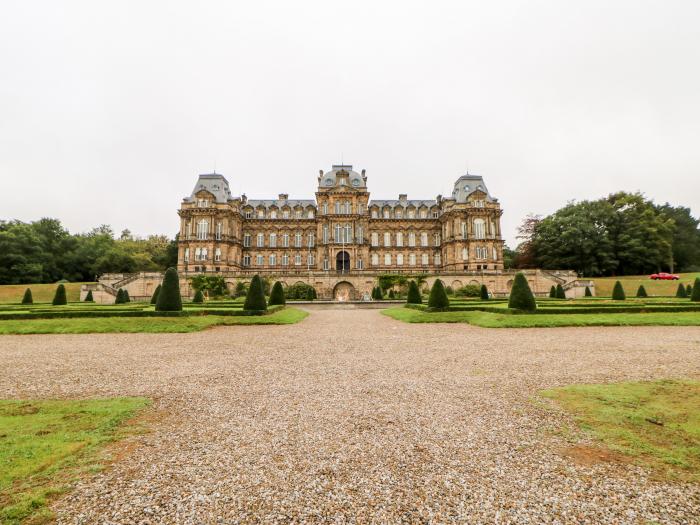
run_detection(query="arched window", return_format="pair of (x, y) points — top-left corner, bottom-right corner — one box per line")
(421, 253), (429, 265)
(295, 232), (302, 247)
(434, 253), (441, 266)
(384, 232), (391, 247)
(408, 232), (416, 247)
(371, 253), (379, 265)
(282, 233), (289, 247)
(420, 232), (428, 247)
(409, 253), (416, 266)
(396, 232), (403, 247)
(384, 253), (392, 265)
(397, 253), (404, 266)
(269, 233), (277, 248)
(257, 233), (264, 247)
(371, 232), (379, 247)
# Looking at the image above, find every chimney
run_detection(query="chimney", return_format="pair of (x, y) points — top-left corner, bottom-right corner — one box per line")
(278, 193), (288, 201)
(399, 194), (407, 202)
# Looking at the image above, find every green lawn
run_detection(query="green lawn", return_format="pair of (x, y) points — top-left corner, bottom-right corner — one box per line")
(592, 273), (699, 297)
(541, 380), (700, 482)
(382, 306), (700, 327)
(0, 397), (149, 524)
(0, 283), (90, 304)
(0, 307), (308, 334)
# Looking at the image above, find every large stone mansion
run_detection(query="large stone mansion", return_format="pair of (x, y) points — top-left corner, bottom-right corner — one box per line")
(177, 165), (505, 276)
(83, 165), (592, 302)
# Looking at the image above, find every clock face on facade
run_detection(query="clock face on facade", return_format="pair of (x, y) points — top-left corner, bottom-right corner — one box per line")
(325, 178), (333, 186)
(352, 179), (360, 187)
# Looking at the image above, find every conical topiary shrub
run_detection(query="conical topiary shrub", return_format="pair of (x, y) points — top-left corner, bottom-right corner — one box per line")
(192, 289), (204, 303)
(428, 279), (450, 309)
(85, 290), (94, 302)
(155, 267), (183, 312)
(269, 281), (286, 306)
(388, 289), (395, 299)
(612, 280), (626, 300)
(480, 284), (489, 300)
(123, 289), (130, 303)
(691, 277), (700, 302)
(150, 284), (161, 304)
(312, 287), (317, 300)
(636, 284), (648, 298)
(406, 280), (422, 304)
(21, 288), (33, 305)
(52, 284), (67, 306)
(508, 272), (536, 311)
(686, 284), (693, 297)
(114, 288), (124, 304)
(549, 285), (556, 298)
(556, 284), (566, 299)
(675, 283), (687, 298)
(243, 274), (267, 311)
(584, 286), (592, 297)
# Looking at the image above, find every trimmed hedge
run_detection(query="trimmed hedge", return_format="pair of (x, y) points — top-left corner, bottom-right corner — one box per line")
(612, 281), (626, 300)
(156, 267), (183, 312)
(480, 284), (490, 301)
(549, 285), (556, 298)
(691, 278), (700, 302)
(428, 279), (450, 309)
(192, 289), (205, 303)
(151, 284), (161, 304)
(244, 274), (267, 311)
(21, 288), (33, 305)
(508, 272), (536, 311)
(406, 280), (422, 304)
(85, 290), (94, 302)
(269, 281), (286, 306)
(114, 289), (125, 304)
(636, 284), (648, 298)
(584, 286), (592, 297)
(52, 284), (67, 306)
(556, 284), (566, 299)
(676, 283), (687, 298)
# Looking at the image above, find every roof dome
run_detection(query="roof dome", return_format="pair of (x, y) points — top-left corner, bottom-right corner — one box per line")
(452, 174), (493, 203)
(320, 165), (366, 188)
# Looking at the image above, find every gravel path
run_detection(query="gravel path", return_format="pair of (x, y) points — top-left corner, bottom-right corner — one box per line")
(2, 309), (700, 524)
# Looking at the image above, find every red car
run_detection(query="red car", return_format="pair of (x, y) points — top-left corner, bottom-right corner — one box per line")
(650, 272), (680, 280)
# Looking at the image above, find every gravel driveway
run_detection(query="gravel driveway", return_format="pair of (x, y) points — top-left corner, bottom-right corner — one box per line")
(2, 309), (699, 524)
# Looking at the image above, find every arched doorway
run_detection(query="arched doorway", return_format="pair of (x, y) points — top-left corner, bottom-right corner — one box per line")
(336, 251), (350, 273)
(333, 281), (355, 302)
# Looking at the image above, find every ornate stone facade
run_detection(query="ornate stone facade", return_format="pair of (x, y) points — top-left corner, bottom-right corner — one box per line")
(177, 165), (505, 276)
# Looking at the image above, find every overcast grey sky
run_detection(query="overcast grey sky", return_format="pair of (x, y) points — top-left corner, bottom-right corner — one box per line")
(1, 1), (699, 247)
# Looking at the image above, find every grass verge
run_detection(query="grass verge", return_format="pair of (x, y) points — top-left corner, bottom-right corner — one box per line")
(0, 283), (89, 304)
(381, 306), (700, 327)
(0, 307), (308, 334)
(0, 397), (149, 524)
(540, 380), (700, 482)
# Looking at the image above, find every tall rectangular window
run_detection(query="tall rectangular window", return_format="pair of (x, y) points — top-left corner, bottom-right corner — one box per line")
(384, 253), (391, 265)
(214, 248), (221, 262)
(397, 253), (404, 266)
(257, 233), (264, 247)
(371, 232), (379, 247)
(282, 254), (289, 266)
(357, 226), (364, 244)
(396, 232), (403, 247)
(215, 222), (222, 240)
(295, 253), (302, 266)
(421, 253), (429, 265)
(243, 254), (250, 266)
(357, 258), (363, 270)
(282, 233), (289, 247)
(434, 233), (440, 246)
(269, 233), (277, 248)
(408, 232), (416, 247)
(323, 258), (329, 271)
(256, 254), (264, 265)
(196, 220), (208, 240)
(420, 232), (428, 247)
(409, 253), (416, 266)
(308, 254), (315, 266)
(243, 233), (251, 247)
(384, 232), (391, 247)
(371, 253), (379, 266)
(308, 232), (315, 247)
(323, 225), (328, 244)
(295, 232), (302, 247)
(269, 254), (276, 266)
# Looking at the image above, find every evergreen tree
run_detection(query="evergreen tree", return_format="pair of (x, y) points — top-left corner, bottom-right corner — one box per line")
(21, 288), (33, 305)
(123, 289), (130, 303)
(243, 274), (267, 311)
(584, 286), (592, 297)
(312, 287), (317, 300)
(388, 289), (395, 299)
(305, 286), (315, 301)
(114, 288), (124, 304)
(428, 279), (450, 309)
(406, 280), (422, 304)
(636, 284), (648, 297)
(155, 267), (183, 311)
(691, 278), (700, 302)
(556, 284), (566, 299)
(508, 272), (537, 311)
(269, 281), (286, 306)
(376, 286), (384, 300)
(480, 284), (489, 300)
(150, 284), (161, 304)
(52, 284), (67, 306)
(675, 283), (687, 298)
(549, 285), (556, 298)
(192, 289), (204, 303)
(687, 284), (693, 297)
(612, 280), (626, 300)
(85, 290), (94, 302)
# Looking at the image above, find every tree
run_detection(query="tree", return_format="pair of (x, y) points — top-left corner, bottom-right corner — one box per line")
(150, 284), (161, 304)
(85, 290), (94, 302)
(636, 284), (648, 298)
(269, 281), (286, 306)
(123, 289), (130, 303)
(305, 286), (315, 301)
(657, 204), (700, 272)
(549, 285), (556, 298)
(243, 274), (267, 311)
(155, 267), (183, 311)
(676, 283), (687, 298)
(233, 281), (247, 298)
(406, 280), (422, 304)
(190, 275), (228, 298)
(691, 278), (700, 302)
(585, 286), (592, 297)
(688, 284), (693, 297)
(114, 288), (125, 304)
(480, 284), (489, 300)
(555, 284), (566, 299)
(52, 284), (67, 305)
(192, 289), (204, 303)
(508, 273), (536, 311)
(21, 288), (33, 304)
(428, 279), (450, 309)
(612, 281), (626, 300)
(388, 289), (396, 299)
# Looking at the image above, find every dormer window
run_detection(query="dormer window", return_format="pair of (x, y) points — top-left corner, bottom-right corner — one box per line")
(245, 210), (252, 219)
(283, 209), (289, 219)
(257, 209), (264, 219)
(270, 210), (277, 219)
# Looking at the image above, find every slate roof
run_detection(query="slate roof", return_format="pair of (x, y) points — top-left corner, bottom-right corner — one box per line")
(185, 173), (233, 203)
(246, 199), (317, 209)
(451, 174), (494, 202)
(369, 199), (437, 208)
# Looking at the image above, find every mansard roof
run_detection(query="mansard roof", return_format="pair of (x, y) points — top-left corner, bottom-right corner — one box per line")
(246, 199), (316, 209)
(185, 173), (233, 203)
(369, 199), (437, 208)
(319, 165), (366, 188)
(451, 174), (494, 203)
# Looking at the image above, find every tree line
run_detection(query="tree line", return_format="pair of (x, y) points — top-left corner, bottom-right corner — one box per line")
(506, 192), (700, 276)
(0, 218), (178, 284)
